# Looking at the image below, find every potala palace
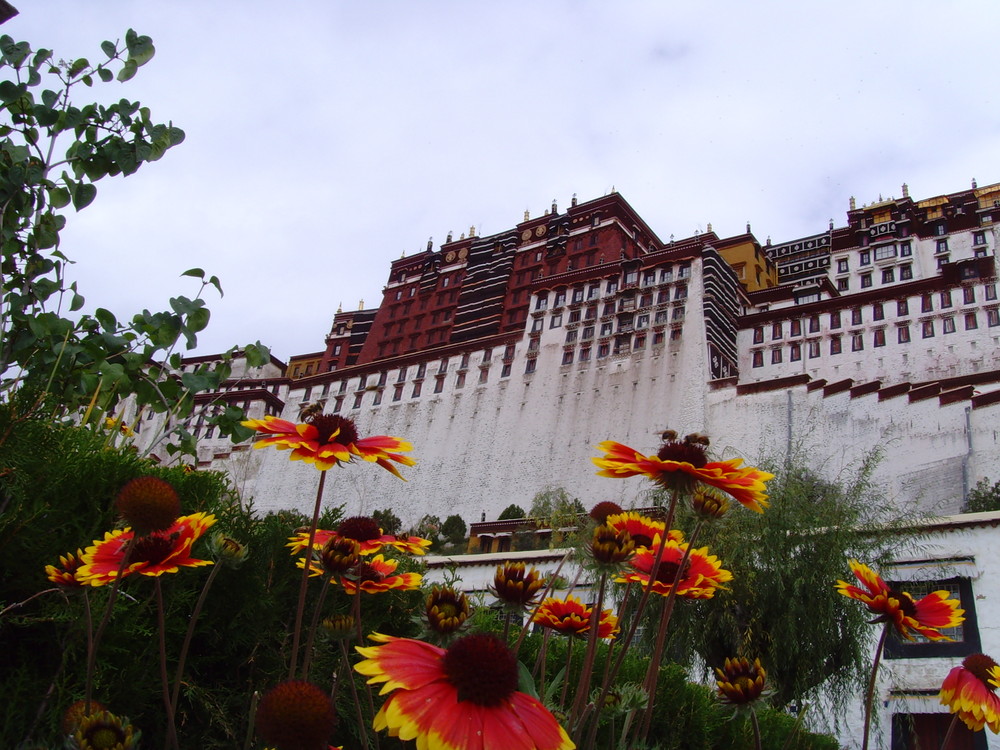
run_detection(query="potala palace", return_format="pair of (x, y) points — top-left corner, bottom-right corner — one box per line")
(123, 178), (1000, 748)
(136, 178), (1000, 527)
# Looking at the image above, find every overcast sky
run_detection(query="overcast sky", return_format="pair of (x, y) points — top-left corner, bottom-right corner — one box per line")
(9, 3), (1000, 362)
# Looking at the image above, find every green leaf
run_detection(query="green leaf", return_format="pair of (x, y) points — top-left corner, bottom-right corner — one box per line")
(95, 308), (117, 331)
(181, 268), (205, 280)
(72, 182), (97, 211)
(169, 295), (201, 316)
(186, 307), (210, 333)
(117, 58), (137, 82)
(180, 371), (214, 393)
(69, 292), (85, 311)
(208, 275), (223, 297)
(32, 48), (52, 68)
(0, 80), (20, 103)
(41, 89), (58, 108)
(100, 40), (117, 59)
(126, 32), (155, 67)
(97, 67), (113, 83)
(48, 186), (71, 209)
(516, 661), (539, 700)
(243, 342), (271, 368)
(68, 58), (89, 78)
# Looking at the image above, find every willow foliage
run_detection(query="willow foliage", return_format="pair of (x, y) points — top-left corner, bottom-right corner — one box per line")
(663, 445), (922, 715)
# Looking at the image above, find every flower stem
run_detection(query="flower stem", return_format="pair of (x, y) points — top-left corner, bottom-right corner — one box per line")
(301, 574), (334, 682)
(339, 639), (370, 750)
(570, 571), (608, 737)
(170, 563), (221, 715)
(586, 490), (680, 748)
(85, 535), (136, 713)
(155, 578), (179, 750)
(940, 714), (960, 750)
(861, 624), (891, 750)
(750, 707), (762, 750)
(636, 520), (704, 744)
(241, 691), (260, 750)
(288, 469), (327, 680)
(559, 638), (575, 711)
(351, 591), (381, 750)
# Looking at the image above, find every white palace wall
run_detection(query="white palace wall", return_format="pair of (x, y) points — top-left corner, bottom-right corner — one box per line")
(245, 263), (715, 523)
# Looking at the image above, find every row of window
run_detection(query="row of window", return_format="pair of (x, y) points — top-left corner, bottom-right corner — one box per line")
(391, 272), (463, 300)
(556, 328), (682, 366)
(560, 307), (687, 342)
(535, 276), (689, 311)
(753, 285), (998, 342)
(750, 311), (999, 366)
(837, 262), (914, 291)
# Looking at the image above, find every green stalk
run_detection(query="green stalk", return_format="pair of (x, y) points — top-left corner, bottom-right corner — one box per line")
(85, 535), (136, 713)
(861, 624), (891, 750)
(170, 563), (222, 714)
(636, 520), (705, 744)
(155, 579), (179, 750)
(288, 469), (327, 680)
(570, 571), (608, 738)
(301, 573), (335, 682)
(586, 490), (680, 747)
(939, 714), (960, 750)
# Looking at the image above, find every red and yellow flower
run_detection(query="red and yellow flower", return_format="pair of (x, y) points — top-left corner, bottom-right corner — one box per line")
(340, 555), (422, 595)
(242, 414), (414, 476)
(716, 657), (767, 706)
(426, 587), (471, 636)
(603, 511), (683, 552)
(355, 632), (574, 750)
(836, 560), (964, 641)
(492, 562), (545, 609)
(288, 517), (431, 559)
(593, 438), (773, 512)
(532, 594), (619, 639)
(616, 541), (732, 599)
(45, 549), (86, 588)
(76, 513), (216, 586)
(939, 653), (1000, 733)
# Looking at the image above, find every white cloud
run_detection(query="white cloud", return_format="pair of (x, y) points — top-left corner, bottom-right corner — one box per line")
(9, 1), (1000, 360)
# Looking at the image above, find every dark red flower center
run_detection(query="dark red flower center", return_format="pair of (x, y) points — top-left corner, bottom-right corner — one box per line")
(308, 414), (359, 446)
(657, 440), (708, 467)
(590, 501), (623, 523)
(255, 680), (337, 749)
(132, 532), (181, 565)
(652, 558), (690, 586)
(116, 476), (181, 535)
(886, 587), (918, 619)
(963, 653), (1000, 690)
(337, 516), (382, 543)
(631, 531), (654, 548)
(85, 725), (126, 749)
(443, 634), (518, 706)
